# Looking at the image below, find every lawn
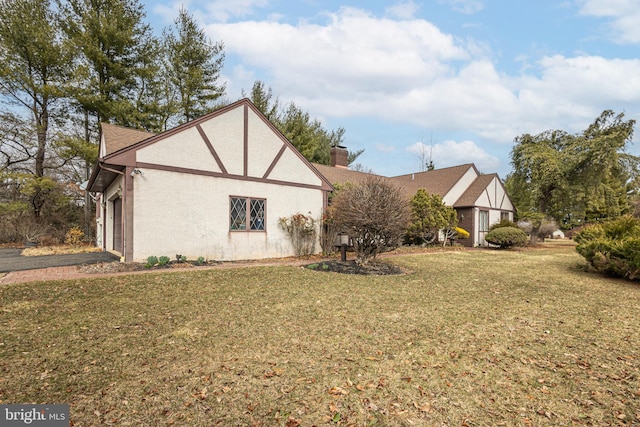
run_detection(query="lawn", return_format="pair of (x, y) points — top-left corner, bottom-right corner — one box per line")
(1, 243), (639, 426)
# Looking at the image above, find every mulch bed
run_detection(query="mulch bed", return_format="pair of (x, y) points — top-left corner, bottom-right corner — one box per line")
(78, 260), (215, 274)
(304, 260), (405, 275)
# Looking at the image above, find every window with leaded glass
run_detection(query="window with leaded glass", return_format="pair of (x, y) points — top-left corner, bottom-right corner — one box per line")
(230, 197), (266, 231)
(250, 199), (265, 230)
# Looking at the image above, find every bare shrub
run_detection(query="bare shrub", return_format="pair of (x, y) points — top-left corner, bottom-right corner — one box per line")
(319, 205), (339, 256)
(331, 176), (410, 265)
(279, 213), (317, 256)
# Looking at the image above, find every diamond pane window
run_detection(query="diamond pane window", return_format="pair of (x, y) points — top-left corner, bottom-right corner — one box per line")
(230, 197), (247, 230)
(230, 197), (266, 231)
(250, 199), (265, 230)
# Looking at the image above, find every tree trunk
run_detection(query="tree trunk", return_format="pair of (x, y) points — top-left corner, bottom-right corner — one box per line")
(83, 110), (93, 238)
(530, 226), (539, 245)
(33, 101), (49, 218)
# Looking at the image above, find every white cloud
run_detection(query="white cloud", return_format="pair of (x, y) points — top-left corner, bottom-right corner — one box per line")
(578, 0), (640, 43)
(148, 0), (270, 27)
(206, 6), (640, 153)
(203, 0), (270, 23)
(385, 1), (420, 19)
(438, 0), (485, 15)
(207, 7), (469, 107)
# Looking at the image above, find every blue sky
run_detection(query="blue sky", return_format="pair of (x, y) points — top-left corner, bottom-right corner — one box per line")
(140, 0), (640, 178)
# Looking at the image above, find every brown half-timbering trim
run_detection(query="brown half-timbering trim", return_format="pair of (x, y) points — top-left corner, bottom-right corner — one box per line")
(244, 104), (249, 177)
(135, 162), (327, 191)
(499, 192), (507, 209)
(94, 99), (333, 192)
(482, 188), (494, 208)
(196, 124), (228, 174)
(262, 144), (287, 180)
(101, 195), (107, 252)
(124, 166), (135, 262)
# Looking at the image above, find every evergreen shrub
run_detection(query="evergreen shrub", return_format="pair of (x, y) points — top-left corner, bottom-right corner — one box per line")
(575, 216), (640, 280)
(488, 219), (519, 231)
(484, 226), (528, 248)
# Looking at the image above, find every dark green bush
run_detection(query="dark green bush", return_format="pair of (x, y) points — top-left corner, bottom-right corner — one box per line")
(485, 226), (528, 249)
(488, 219), (519, 231)
(575, 216), (640, 280)
(158, 256), (170, 266)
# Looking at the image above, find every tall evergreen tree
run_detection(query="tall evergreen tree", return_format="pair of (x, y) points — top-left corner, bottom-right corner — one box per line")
(59, 0), (157, 134)
(0, 0), (70, 217)
(59, 0), (159, 233)
(164, 7), (225, 123)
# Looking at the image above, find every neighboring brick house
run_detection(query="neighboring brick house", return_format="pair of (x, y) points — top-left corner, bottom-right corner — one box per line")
(314, 148), (514, 247)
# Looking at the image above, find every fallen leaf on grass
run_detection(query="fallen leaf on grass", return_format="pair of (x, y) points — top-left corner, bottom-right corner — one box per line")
(328, 386), (348, 396)
(264, 368), (285, 378)
(285, 417), (301, 427)
(413, 402), (431, 412)
(199, 387), (207, 399)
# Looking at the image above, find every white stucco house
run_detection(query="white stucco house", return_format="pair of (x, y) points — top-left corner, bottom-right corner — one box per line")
(87, 98), (332, 262)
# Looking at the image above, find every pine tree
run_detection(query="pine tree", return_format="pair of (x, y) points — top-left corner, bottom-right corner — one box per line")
(164, 7), (226, 123)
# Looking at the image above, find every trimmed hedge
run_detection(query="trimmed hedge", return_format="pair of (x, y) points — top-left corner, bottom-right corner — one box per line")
(484, 226), (528, 249)
(575, 216), (640, 281)
(488, 219), (519, 231)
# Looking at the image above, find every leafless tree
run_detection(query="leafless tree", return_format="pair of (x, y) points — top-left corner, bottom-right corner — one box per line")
(331, 176), (410, 265)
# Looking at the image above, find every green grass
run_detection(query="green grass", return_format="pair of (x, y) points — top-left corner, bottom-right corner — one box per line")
(1, 245), (639, 426)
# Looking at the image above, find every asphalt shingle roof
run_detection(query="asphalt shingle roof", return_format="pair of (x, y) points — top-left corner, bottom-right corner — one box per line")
(454, 173), (497, 207)
(389, 164), (476, 198)
(101, 123), (155, 156)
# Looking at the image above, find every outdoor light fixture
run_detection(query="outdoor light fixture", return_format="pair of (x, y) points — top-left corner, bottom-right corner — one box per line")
(130, 168), (143, 177)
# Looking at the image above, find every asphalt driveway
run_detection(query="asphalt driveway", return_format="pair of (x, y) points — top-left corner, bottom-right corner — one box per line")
(0, 248), (119, 273)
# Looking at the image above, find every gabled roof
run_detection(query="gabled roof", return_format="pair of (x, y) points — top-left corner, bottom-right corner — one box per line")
(312, 163), (389, 187)
(89, 98), (333, 193)
(101, 122), (155, 156)
(454, 173), (497, 207)
(389, 164), (477, 198)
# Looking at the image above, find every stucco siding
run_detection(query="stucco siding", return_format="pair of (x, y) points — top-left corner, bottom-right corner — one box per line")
(475, 191), (491, 208)
(266, 148), (322, 186)
(443, 167), (477, 205)
(131, 169), (323, 262)
(198, 106), (245, 175)
(496, 183), (514, 211)
(247, 110), (286, 178)
(136, 127), (222, 172)
(488, 209), (503, 227)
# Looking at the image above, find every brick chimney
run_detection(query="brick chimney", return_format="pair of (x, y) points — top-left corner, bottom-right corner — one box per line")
(330, 145), (349, 168)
